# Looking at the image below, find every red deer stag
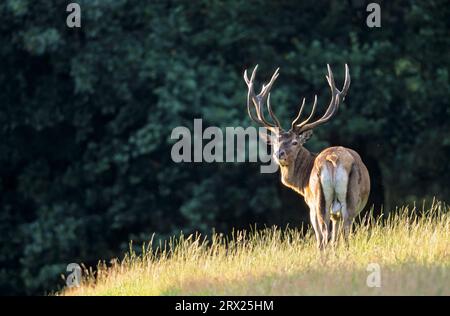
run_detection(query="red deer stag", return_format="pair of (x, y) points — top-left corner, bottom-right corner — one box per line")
(244, 64), (370, 248)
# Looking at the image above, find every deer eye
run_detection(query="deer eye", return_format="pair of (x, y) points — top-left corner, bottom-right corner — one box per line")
(291, 140), (299, 146)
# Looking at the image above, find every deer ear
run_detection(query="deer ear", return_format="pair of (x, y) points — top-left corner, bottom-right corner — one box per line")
(298, 130), (313, 144)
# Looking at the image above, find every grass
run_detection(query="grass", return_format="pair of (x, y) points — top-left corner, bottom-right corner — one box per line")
(61, 200), (450, 296)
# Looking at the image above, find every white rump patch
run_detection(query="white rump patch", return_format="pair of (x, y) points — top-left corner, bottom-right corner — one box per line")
(320, 165), (349, 219)
(320, 166), (334, 215)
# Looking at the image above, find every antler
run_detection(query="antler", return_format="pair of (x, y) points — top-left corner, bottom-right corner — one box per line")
(291, 64), (350, 134)
(244, 65), (283, 133)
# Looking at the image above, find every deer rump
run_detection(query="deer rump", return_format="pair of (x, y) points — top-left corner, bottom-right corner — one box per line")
(319, 149), (355, 221)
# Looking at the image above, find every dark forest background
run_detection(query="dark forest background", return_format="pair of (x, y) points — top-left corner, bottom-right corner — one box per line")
(0, 0), (449, 295)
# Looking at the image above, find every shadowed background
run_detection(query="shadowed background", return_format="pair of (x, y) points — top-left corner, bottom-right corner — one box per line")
(0, 0), (449, 294)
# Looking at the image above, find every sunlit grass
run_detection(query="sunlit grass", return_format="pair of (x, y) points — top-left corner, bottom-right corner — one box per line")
(61, 200), (450, 296)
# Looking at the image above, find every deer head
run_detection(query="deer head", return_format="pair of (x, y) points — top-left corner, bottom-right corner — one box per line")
(243, 64), (350, 166)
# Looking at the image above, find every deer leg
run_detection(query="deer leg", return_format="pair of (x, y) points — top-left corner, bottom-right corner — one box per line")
(319, 167), (333, 248)
(331, 219), (339, 245)
(309, 208), (323, 249)
(341, 164), (363, 245)
(321, 212), (330, 248)
(342, 216), (352, 243)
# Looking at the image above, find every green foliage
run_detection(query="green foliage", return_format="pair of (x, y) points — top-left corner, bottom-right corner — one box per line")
(0, 0), (448, 294)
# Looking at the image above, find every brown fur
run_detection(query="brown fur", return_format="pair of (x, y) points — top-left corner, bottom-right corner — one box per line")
(279, 145), (370, 248)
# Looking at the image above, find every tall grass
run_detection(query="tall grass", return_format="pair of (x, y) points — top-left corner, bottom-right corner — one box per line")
(61, 200), (450, 295)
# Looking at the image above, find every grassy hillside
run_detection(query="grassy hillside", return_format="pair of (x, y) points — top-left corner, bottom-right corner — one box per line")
(61, 201), (449, 296)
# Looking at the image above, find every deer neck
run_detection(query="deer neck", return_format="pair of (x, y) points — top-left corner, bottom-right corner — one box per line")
(279, 146), (316, 196)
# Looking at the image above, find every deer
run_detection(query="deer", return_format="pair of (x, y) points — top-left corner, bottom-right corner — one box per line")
(243, 64), (370, 248)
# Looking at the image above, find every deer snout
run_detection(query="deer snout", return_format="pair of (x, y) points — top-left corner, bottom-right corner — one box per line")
(275, 150), (286, 161)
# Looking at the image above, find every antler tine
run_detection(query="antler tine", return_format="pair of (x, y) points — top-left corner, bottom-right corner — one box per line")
(296, 95), (318, 128)
(260, 68), (280, 96)
(253, 94), (278, 129)
(341, 64), (351, 100)
(244, 66), (265, 126)
(244, 65), (267, 125)
(290, 97), (306, 130)
(267, 93), (282, 128)
(243, 65), (282, 132)
(319, 64), (339, 119)
(294, 64), (351, 133)
(256, 68), (282, 128)
(316, 63), (349, 121)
